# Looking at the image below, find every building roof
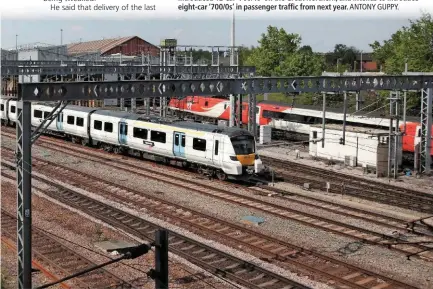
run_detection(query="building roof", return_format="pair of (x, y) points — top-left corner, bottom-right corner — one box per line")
(67, 36), (136, 55)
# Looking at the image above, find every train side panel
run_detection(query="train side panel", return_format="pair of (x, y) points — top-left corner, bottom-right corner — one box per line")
(401, 122), (418, 153)
(126, 120), (175, 158)
(169, 97), (266, 125)
(62, 108), (94, 139)
(8, 100), (17, 123)
(89, 114), (123, 146)
(183, 132), (214, 166)
(31, 104), (59, 132)
(0, 98), (12, 121)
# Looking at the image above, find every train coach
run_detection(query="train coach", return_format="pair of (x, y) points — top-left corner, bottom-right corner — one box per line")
(168, 96), (433, 158)
(0, 97), (17, 126)
(1, 100), (264, 181)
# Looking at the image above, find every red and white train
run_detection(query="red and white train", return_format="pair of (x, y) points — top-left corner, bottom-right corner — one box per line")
(168, 96), (433, 157)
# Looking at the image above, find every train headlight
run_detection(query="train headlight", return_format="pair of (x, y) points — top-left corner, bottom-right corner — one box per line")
(230, 156), (238, 161)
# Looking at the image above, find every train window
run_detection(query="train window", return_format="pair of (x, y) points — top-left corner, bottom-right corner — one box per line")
(231, 135), (254, 155)
(151, 131), (166, 143)
(67, 115), (75, 125)
(133, 127), (148, 139)
(94, 120), (102, 130)
(215, 140), (219, 155)
(104, 122), (113, 133)
(193, 138), (206, 151)
(1, 104), (4, 111)
(43, 112), (50, 119)
(11, 106), (16, 113)
(205, 101), (208, 107)
(174, 134), (179, 146)
(181, 135), (185, 147)
(76, 117), (84, 127)
(33, 110), (43, 118)
(224, 104), (227, 110)
(313, 131), (318, 139)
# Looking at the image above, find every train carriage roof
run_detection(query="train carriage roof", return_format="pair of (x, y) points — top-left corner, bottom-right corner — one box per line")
(259, 100), (420, 123)
(33, 102), (97, 113)
(85, 108), (254, 137)
(170, 121), (253, 138)
(91, 109), (140, 119)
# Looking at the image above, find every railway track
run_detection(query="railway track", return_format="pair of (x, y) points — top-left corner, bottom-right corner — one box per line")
(251, 185), (433, 237)
(1, 209), (132, 289)
(260, 155), (433, 214)
(1, 155), (425, 288)
(4, 129), (429, 237)
(4, 142), (433, 263)
(1, 171), (308, 289)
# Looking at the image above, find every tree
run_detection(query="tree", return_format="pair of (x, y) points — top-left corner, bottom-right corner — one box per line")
(191, 49), (212, 63)
(245, 26), (302, 76)
(298, 45), (313, 54)
(369, 13), (433, 112)
(370, 13), (433, 73)
(326, 44), (359, 70)
(279, 49), (325, 76)
(238, 46), (254, 66)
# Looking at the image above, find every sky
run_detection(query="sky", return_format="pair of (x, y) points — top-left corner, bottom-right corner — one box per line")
(1, 18), (413, 52)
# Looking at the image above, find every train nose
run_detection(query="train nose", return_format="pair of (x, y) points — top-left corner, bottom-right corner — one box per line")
(236, 154), (256, 166)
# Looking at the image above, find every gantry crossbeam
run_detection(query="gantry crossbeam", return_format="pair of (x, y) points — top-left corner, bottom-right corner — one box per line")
(2, 65), (255, 76)
(19, 75), (433, 101)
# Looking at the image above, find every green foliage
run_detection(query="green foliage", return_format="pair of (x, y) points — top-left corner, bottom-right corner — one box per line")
(244, 26), (326, 76)
(244, 26), (302, 76)
(243, 25), (328, 105)
(370, 13), (433, 73)
(191, 49), (212, 62)
(326, 44), (360, 70)
(369, 13), (433, 112)
(278, 49), (325, 76)
(238, 46), (254, 66)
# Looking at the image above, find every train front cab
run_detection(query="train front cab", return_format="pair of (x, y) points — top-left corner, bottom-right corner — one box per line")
(414, 124), (433, 153)
(223, 134), (264, 179)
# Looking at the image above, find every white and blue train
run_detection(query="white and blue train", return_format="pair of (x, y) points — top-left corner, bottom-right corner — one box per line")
(1, 97), (264, 180)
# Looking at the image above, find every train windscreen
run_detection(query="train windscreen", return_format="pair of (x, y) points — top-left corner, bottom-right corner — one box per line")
(231, 135), (255, 155)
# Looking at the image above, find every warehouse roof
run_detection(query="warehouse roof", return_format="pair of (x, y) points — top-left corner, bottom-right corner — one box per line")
(67, 36), (136, 55)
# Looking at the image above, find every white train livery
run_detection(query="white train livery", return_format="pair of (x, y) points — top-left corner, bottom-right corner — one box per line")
(1, 98), (264, 180)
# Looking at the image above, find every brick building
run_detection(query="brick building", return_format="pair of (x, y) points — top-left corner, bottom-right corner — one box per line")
(67, 36), (159, 58)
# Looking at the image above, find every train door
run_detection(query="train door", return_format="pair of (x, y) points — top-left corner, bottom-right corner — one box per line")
(173, 132), (185, 158)
(212, 136), (223, 166)
(256, 106), (261, 125)
(310, 130), (318, 157)
(56, 112), (64, 131)
(118, 121), (128, 145)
